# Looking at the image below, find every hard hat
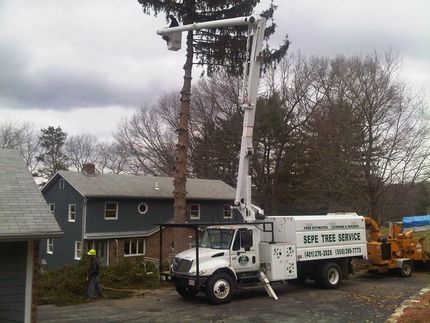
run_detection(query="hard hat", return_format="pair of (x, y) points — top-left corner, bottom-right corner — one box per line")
(87, 249), (96, 256)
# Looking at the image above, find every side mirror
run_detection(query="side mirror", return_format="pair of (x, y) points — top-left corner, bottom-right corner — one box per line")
(162, 31), (182, 51)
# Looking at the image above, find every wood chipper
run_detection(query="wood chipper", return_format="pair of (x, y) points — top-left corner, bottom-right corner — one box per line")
(365, 216), (429, 277)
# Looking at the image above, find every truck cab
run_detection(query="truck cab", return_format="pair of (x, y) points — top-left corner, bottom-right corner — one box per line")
(170, 225), (263, 304)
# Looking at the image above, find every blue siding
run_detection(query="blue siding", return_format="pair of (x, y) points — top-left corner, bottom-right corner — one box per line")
(0, 241), (26, 323)
(41, 175), (84, 269)
(86, 198), (173, 232)
(186, 199), (241, 223)
(86, 198), (239, 233)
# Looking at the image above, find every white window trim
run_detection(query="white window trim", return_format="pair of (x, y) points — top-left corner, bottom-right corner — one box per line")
(74, 241), (82, 260)
(223, 204), (233, 219)
(105, 202), (118, 220)
(189, 204), (200, 220)
(49, 203), (55, 215)
(138, 202), (149, 215)
(59, 178), (65, 189)
(68, 204), (76, 222)
(47, 238), (53, 254)
(123, 238), (146, 257)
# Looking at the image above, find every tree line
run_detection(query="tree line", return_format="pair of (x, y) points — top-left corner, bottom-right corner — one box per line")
(2, 52), (429, 222)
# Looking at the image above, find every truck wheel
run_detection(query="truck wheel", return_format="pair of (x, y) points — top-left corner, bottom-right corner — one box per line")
(399, 261), (413, 278)
(175, 283), (198, 298)
(317, 262), (342, 289)
(205, 272), (235, 305)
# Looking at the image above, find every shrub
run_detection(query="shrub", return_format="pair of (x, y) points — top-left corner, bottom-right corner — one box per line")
(39, 257), (160, 305)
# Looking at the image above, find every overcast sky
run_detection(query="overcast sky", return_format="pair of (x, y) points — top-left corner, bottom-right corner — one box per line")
(0, 0), (429, 139)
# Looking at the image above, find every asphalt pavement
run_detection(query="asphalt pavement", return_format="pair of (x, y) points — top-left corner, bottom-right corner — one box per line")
(38, 270), (430, 323)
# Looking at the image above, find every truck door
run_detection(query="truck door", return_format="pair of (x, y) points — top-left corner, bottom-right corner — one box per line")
(230, 229), (259, 273)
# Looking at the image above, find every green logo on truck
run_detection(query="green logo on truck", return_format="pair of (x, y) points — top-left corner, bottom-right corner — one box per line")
(238, 255), (249, 265)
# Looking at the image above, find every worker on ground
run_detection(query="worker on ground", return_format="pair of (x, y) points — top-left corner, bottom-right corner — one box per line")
(87, 248), (102, 300)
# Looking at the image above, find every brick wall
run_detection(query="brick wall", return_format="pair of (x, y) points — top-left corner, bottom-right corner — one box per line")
(102, 227), (195, 267)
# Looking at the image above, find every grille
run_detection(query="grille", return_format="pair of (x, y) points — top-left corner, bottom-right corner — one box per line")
(172, 257), (193, 273)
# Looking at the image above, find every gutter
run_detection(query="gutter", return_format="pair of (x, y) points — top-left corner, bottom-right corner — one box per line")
(0, 231), (64, 241)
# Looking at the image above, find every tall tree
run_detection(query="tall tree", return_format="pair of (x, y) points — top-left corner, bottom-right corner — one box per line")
(137, 0), (289, 252)
(349, 53), (430, 222)
(298, 54), (430, 221)
(65, 134), (99, 172)
(36, 126), (69, 180)
(96, 141), (133, 174)
(115, 105), (176, 176)
(0, 121), (41, 175)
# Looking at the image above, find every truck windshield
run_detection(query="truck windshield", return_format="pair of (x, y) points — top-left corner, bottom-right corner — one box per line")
(199, 229), (234, 249)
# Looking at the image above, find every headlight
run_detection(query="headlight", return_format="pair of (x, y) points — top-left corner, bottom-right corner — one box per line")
(189, 269), (207, 276)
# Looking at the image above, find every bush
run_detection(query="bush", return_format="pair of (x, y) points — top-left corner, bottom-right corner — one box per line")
(39, 257), (160, 306)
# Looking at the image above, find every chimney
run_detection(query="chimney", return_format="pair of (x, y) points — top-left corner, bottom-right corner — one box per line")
(82, 163), (96, 175)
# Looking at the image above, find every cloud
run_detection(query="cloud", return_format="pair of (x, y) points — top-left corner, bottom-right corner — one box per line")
(0, 0), (428, 116)
(0, 106), (137, 140)
(0, 0), (184, 110)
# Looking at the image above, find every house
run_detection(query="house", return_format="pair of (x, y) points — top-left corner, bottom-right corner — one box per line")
(40, 164), (239, 269)
(0, 149), (62, 323)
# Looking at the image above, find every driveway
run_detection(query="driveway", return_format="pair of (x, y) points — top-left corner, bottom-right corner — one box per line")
(38, 271), (430, 323)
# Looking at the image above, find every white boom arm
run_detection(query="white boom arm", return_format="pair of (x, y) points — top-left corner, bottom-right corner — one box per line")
(234, 17), (266, 222)
(156, 15), (266, 222)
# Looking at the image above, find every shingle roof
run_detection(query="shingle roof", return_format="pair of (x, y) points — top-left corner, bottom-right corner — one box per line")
(52, 171), (236, 200)
(0, 149), (63, 240)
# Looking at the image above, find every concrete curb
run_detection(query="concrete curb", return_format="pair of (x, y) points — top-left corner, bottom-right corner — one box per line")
(386, 284), (430, 323)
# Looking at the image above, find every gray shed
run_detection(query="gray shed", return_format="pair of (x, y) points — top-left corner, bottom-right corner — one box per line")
(0, 149), (62, 323)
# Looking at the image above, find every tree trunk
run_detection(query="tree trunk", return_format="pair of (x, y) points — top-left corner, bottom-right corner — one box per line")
(173, 28), (194, 253)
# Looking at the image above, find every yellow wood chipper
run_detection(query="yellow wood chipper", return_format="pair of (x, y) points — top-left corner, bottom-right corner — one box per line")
(365, 217), (429, 277)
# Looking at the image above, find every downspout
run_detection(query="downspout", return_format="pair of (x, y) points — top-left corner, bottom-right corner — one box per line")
(82, 197), (87, 248)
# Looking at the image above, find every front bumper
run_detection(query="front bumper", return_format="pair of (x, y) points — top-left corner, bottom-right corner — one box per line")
(161, 271), (209, 288)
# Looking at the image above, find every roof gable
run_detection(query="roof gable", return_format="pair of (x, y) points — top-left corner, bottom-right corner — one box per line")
(0, 149), (63, 240)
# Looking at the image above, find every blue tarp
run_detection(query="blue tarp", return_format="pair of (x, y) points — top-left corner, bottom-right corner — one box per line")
(403, 215), (430, 231)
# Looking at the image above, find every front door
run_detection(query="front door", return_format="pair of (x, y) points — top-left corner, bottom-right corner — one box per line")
(88, 240), (108, 266)
(230, 229), (259, 273)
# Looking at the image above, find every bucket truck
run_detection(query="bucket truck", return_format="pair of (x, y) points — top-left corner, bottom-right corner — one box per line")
(155, 15), (368, 305)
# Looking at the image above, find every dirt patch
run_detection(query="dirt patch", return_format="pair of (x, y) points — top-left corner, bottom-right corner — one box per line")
(397, 288), (430, 323)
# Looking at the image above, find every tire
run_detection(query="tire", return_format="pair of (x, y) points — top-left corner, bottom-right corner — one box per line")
(175, 282), (198, 298)
(399, 261), (413, 278)
(316, 262), (342, 289)
(205, 272), (235, 305)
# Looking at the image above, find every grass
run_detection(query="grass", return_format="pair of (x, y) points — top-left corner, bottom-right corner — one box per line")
(38, 257), (161, 306)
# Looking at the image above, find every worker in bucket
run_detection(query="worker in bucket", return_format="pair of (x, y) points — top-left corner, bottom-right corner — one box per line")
(86, 248), (102, 300)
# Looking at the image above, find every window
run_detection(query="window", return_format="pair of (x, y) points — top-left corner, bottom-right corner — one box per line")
(124, 239), (145, 256)
(232, 229), (253, 251)
(59, 179), (65, 189)
(138, 202), (149, 215)
(47, 239), (53, 254)
(68, 204), (76, 222)
(189, 204), (200, 219)
(49, 203), (55, 215)
(74, 241), (82, 260)
(223, 204), (232, 219)
(105, 202), (118, 220)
